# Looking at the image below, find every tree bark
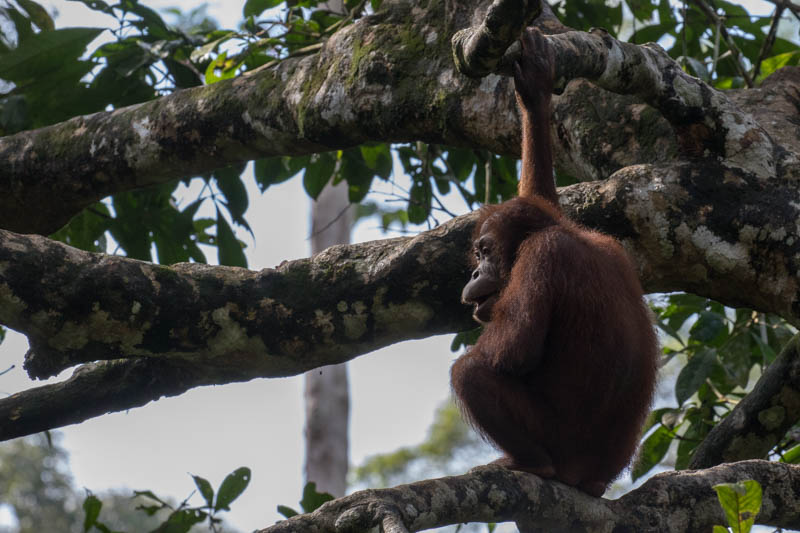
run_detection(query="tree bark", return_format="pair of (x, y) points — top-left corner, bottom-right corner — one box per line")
(256, 461), (800, 533)
(2, 0), (800, 528)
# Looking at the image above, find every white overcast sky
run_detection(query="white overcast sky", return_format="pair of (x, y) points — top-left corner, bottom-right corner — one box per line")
(0, 1), (779, 531)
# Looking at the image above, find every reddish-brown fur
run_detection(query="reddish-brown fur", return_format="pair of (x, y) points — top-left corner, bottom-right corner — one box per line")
(451, 29), (658, 497)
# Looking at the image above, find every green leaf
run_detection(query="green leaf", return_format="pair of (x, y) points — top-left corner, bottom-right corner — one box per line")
(641, 407), (675, 434)
(192, 474), (214, 508)
(243, 0), (283, 18)
(67, 0), (113, 14)
(631, 425), (673, 480)
(17, 0), (54, 30)
(0, 27), (104, 82)
(214, 166), (250, 232)
(719, 333), (752, 389)
(445, 149), (476, 183)
(83, 494), (102, 531)
(713, 480), (762, 533)
(359, 143), (392, 179)
(215, 209), (247, 268)
(214, 467), (251, 512)
(110, 194), (153, 261)
(204, 51), (238, 84)
(49, 202), (111, 252)
(254, 156), (307, 191)
(189, 31), (235, 62)
(151, 509), (206, 533)
(133, 490), (170, 507)
(303, 152), (336, 199)
(338, 149), (375, 203)
(675, 410), (710, 470)
(451, 327), (482, 351)
(277, 505), (298, 519)
(299, 482), (334, 513)
(782, 444), (800, 464)
(136, 504), (163, 517)
(690, 311), (727, 345)
(713, 527), (730, 533)
(407, 180), (431, 224)
(675, 348), (717, 405)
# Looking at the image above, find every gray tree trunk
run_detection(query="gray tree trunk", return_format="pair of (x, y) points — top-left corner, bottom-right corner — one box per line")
(304, 178), (352, 498)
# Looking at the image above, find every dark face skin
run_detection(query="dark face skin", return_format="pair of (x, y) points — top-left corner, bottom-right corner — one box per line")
(462, 224), (502, 323)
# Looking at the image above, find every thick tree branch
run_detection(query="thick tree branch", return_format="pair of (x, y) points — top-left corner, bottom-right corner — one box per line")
(256, 461), (800, 532)
(689, 334), (800, 469)
(4, 155), (800, 438)
(1, 1), (799, 235)
(453, 16), (779, 178)
(0, 218), (473, 439)
(0, 220), (475, 379)
(0, 1), (473, 234)
(450, 0), (542, 78)
(2, 0), (800, 456)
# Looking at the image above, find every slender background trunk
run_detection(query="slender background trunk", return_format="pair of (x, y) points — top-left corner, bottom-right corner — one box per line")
(304, 176), (352, 497)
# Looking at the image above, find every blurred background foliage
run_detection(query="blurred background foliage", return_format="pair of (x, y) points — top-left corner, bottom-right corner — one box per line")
(0, 433), (243, 532)
(1, 0), (799, 528)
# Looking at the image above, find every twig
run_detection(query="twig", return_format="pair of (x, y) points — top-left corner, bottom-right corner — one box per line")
(691, 0), (754, 87)
(752, 4), (786, 80)
(762, 0), (800, 20)
(308, 202), (352, 240)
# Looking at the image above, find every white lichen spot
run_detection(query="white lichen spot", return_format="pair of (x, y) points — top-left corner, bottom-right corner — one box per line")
(131, 301), (142, 315)
(690, 226), (749, 274)
(89, 137), (107, 157)
(460, 74), (514, 136)
(260, 297), (292, 320)
(241, 110), (280, 140)
(412, 281), (430, 294)
(337, 301), (348, 312)
(487, 485), (508, 507)
(739, 225), (758, 244)
(425, 31), (437, 45)
(50, 321), (89, 350)
(142, 265), (162, 292)
(429, 483), (456, 510)
(131, 117), (151, 141)
(404, 504), (419, 519)
(622, 171), (674, 258)
(318, 79), (355, 125)
(437, 68), (458, 89)
(598, 44), (625, 87)
(342, 307), (368, 341)
(0, 283), (27, 315)
(208, 306), (249, 353)
(757, 405), (785, 430)
(50, 304), (146, 352)
(280, 337), (306, 356)
(372, 287), (433, 335)
(313, 309), (335, 337)
(771, 227), (787, 241)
